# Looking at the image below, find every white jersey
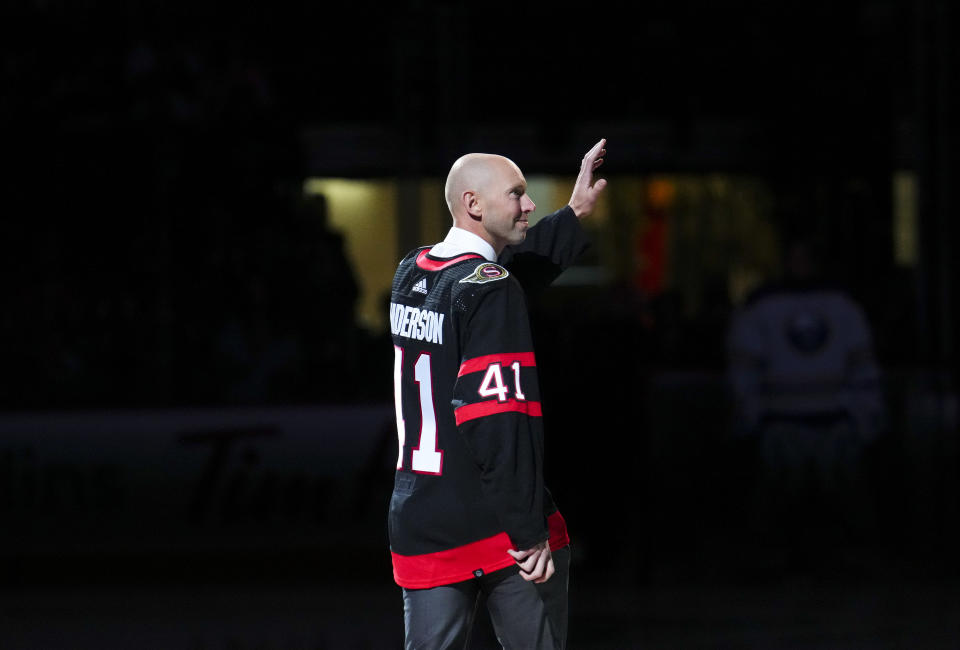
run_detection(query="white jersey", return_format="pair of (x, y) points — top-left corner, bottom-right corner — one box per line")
(727, 283), (884, 440)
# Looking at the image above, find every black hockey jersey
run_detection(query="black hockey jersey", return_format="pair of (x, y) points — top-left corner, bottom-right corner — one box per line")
(388, 207), (588, 589)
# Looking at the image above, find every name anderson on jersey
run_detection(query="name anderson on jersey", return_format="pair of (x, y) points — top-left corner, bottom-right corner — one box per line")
(390, 302), (445, 345)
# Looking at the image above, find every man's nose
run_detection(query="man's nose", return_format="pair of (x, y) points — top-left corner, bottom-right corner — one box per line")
(521, 195), (536, 213)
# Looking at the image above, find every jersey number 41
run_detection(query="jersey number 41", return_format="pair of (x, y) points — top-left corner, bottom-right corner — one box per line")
(393, 346), (526, 475)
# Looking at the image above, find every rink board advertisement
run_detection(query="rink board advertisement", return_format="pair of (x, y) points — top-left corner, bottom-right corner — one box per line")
(0, 405), (395, 556)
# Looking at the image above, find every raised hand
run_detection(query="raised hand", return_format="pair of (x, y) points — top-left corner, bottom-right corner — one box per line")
(568, 138), (608, 218)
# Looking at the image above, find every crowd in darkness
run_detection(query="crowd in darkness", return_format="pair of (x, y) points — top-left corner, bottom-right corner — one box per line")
(3, 6), (393, 410)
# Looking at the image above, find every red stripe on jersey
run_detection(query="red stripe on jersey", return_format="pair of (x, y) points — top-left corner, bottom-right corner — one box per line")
(458, 352), (537, 377)
(548, 510), (571, 550)
(392, 511), (569, 589)
(454, 399), (542, 425)
(415, 250), (483, 272)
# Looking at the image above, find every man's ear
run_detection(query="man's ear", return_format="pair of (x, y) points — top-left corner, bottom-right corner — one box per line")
(463, 191), (482, 220)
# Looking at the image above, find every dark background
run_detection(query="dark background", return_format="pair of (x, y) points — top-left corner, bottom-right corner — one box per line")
(1, 0), (958, 648)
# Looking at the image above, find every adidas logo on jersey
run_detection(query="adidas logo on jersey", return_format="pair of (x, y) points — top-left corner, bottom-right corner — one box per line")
(412, 277), (428, 294)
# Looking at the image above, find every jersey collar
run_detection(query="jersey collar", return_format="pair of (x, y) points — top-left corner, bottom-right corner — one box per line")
(429, 227), (497, 262)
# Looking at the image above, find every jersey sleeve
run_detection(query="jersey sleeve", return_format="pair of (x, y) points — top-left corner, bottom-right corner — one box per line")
(452, 279), (548, 550)
(498, 206), (590, 295)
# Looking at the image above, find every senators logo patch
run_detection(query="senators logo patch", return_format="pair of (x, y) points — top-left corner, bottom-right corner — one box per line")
(459, 263), (509, 284)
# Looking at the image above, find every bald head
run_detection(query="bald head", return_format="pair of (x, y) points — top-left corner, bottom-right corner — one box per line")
(444, 153), (522, 222)
(441, 152), (535, 254)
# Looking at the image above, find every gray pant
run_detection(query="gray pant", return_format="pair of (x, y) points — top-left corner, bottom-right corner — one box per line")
(402, 545), (571, 650)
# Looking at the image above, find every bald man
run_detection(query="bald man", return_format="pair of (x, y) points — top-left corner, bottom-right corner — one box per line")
(389, 140), (607, 649)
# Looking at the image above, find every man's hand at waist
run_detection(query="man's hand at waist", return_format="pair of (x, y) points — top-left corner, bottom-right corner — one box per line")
(508, 541), (555, 584)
